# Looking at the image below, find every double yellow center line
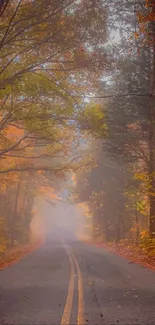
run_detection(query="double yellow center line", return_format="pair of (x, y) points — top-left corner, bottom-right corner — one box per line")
(61, 245), (85, 325)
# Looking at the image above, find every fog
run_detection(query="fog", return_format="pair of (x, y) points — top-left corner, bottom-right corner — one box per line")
(30, 197), (91, 243)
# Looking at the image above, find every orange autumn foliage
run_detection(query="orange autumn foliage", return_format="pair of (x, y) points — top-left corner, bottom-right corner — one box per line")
(4, 125), (24, 142)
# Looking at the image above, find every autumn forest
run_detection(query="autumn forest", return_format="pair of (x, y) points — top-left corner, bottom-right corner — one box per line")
(0, 0), (155, 263)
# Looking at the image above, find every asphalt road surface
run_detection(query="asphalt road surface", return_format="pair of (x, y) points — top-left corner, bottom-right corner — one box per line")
(0, 231), (155, 325)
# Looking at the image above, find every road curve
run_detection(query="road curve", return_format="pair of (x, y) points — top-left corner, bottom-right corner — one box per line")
(0, 232), (155, 325)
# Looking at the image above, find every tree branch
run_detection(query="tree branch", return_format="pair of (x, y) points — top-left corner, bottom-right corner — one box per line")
(73, 93), (151, 99)
(0, 155), (84, 174)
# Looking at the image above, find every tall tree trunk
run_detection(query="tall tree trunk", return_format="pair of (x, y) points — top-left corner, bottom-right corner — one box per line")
(149, 2), (155, 238)
(149, 99), (155, 237)
(23, 173), (35, 241)
(135, 203), (140, 244)
(10, 180), (21, 244)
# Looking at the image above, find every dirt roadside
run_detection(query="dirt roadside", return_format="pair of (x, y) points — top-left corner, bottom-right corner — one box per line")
(0, 239), (43, 270)
(87, 238), (155, 271)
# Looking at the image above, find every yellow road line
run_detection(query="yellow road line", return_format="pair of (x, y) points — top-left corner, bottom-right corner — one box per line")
(68, 249), (85, 325)
(61, 248), (75, 325)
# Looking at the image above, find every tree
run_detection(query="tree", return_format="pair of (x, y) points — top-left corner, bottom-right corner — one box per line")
(0, 0), (108, 173)
(0, 0), (108, 252)
(134, 0), (155, 237)
(73, 0), (154, 244)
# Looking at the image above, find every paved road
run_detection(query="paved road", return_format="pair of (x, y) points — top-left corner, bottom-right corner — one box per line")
(0, 231), (155, 325)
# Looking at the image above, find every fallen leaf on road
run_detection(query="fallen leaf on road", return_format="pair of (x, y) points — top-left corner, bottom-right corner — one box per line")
(0, 240), (43, 270)
(89, 240), (155, 271)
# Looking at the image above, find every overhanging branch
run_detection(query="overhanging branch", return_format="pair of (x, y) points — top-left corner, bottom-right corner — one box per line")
(73, 93), (151, 99)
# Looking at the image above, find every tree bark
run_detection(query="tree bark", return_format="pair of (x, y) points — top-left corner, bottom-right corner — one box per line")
(149, 2), (155, 237)
(9, 180), (21, 245)
(149, 98), (155, 237)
